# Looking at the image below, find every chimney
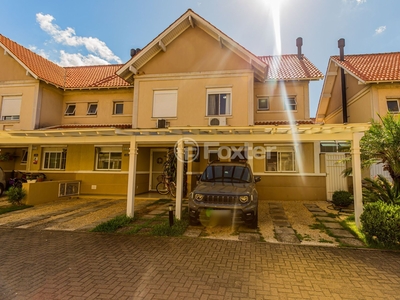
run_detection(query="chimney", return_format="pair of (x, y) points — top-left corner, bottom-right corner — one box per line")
(338, 38), (348, 123)
(296, 37), (303, 59)
(130, 48), (141, 57)
(338, 38), (345, 61)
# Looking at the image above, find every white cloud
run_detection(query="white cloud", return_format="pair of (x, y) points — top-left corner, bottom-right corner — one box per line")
(35, 13), (122, 66)
(375, 25), (386, 35)
(58, 51), (110, 67)
(28, 45), (50, 60)
(356, 0), (366, 4)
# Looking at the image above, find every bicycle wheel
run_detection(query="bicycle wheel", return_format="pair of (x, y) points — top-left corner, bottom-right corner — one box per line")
(156, 182), (169, 195)
(169, 182), (176, 197)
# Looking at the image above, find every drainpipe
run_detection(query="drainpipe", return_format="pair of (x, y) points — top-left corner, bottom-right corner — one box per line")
(338, 38), (348, 124)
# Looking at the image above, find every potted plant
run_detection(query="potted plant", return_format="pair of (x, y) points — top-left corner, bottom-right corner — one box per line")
(6, 186), (27, 205)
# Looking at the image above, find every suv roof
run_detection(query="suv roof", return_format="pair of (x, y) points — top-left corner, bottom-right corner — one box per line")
(207, 160), (249, 167)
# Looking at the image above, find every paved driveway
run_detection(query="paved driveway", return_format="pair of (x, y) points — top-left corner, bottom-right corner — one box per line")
(0, 195), (362, 247)
(0, 228), (399, 299)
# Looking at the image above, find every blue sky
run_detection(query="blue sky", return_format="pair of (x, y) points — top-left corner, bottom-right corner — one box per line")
(1, 0), (399, 116)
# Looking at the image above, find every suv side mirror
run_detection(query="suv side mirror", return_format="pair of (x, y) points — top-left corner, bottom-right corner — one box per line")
(254, 176), (261, 183)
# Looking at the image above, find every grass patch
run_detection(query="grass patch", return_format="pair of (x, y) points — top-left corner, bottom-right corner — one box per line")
(339, 214), (367, 244)
(309, 223), (326, 231)
(91, 215), (134, 233)
(150, 216), (189, 236)
(318, 238), (334, 244)
(0, 205), (32, 215)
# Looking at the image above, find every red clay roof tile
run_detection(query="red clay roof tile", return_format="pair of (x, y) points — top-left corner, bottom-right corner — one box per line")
(259, 55), (323, 80)
(331, 52), (400, 82)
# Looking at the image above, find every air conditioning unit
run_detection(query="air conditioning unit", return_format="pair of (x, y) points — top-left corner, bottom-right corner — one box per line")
(208, 117), (227, 126)
(156, 119), (167, 128)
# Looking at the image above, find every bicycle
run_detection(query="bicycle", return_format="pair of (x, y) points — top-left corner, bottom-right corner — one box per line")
(156, 174), (176, 197)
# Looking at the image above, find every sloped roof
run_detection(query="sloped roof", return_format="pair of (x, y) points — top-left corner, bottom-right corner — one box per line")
(0, 34), (66, 87)
(0, 34), (130, 89)
(255, 119), (315, 126)
(117, 9), (269, 82)
(259, 55), (323, 80)
(65, 65), (129, 88)
(331, 52), (400, 83)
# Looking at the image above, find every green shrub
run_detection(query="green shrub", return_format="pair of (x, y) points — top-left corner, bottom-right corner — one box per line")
(6, 187), (27, 205)
(360, 201), (400, 248)
(332, 190), (353, 207)
(363, 175), (400, 205)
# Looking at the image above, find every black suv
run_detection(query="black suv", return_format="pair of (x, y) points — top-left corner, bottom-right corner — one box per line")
(188, 161), (260, 228)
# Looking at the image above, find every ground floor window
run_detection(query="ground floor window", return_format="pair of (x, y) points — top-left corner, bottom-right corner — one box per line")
(265, 147), (296, 172)
(96, 147), (122, 170)
(43, 150), (67, 170)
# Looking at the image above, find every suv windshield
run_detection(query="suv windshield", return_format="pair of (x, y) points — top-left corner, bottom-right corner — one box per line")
(200, 165), (252, 183)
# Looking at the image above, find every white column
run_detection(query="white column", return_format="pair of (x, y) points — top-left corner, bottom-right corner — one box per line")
(175, 138), (184, 220)
(126, 137), (138, 218)
(352, 132), (364, 228)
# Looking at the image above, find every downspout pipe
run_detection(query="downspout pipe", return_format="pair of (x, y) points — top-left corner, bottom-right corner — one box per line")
(338, 38), (348, 124)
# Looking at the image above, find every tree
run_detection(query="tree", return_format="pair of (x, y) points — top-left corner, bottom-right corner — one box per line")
(360, 114), (400, 196)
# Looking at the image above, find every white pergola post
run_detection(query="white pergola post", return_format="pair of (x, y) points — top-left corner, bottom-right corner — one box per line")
(352, 132), (364, 228)
(126, 137), (138, 218)
(175, 138), (184, 220)
(247, 142), (254, 171)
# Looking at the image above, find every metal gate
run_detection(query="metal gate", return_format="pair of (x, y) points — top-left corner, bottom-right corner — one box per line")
(325, 153), (347, 200)
(370, 163), (392, 182)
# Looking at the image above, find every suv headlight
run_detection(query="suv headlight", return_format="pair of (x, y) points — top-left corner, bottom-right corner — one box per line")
(239, 195), (249, 203)
(194, 194), (204, 201)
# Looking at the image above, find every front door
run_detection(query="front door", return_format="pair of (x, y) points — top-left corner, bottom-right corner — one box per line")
(149, 149), (168, 190)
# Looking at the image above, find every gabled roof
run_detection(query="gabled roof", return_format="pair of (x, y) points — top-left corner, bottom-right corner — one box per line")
(316, 52), (400, 123)
(0, 34), (130, 89)
(259, 55), (323, 81)
(117, 9), (269, 82)
(0, 34), (66, 87)
(331, 52), (400, 83)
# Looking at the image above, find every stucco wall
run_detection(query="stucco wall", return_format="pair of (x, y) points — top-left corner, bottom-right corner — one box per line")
(62, 89), (133, 125)
(254, 81), (310, 122)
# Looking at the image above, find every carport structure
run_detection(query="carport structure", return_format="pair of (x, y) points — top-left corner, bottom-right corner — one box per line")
(3, 123), (369, 227)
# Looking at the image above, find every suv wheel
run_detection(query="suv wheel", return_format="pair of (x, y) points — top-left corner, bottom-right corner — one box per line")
(0, 183), (4, 196)
(189, 216), (200, 226)
(247, 214), (258, 229)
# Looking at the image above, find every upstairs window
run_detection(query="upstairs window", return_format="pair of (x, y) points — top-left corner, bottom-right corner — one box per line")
(96, 147), (122, 170)
(65, 104), (76, 116)
(113, 102), (124, 115)
(285, 97), (297, 111)
(152, 90), (178, 118)
(87, 103), (98, 115)
(1, 96), (21, 120)
(257, 98), (269, 111)
(207, 88), (232, 116)
(387, 99), (399, 113)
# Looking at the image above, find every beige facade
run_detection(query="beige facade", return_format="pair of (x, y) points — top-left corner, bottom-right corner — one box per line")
(1, 10), (374, 210)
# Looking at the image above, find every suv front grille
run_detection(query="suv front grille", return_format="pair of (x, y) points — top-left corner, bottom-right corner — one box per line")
(202, 195), (239, 204)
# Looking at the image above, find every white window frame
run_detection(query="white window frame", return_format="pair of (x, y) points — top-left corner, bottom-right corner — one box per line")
(265, 147), (296, 172)
(1, 96), (21, 120)
(257, 98), (269, 111)
(387, 99), (400, 113)
(113, 102), (124, 115)
(95, 147), (122, 170)
(43, 150), (67, 170)
(152, 90), (178, 118)
(65, 104), (76, 116)
(285, 97), (297, 111)
(21, 150), (28, 164)
(206, 88), (232, 116)
(87, 103), (98, 115)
